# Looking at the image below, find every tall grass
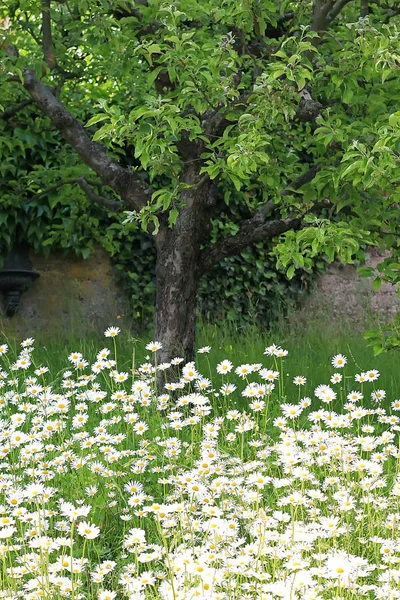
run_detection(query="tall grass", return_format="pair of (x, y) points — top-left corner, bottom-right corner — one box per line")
(0, 319), (400, 599)
(2, 314), (398, 395)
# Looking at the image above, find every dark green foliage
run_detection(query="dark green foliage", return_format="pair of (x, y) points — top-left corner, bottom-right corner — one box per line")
(1, 0), (399, 346)
(0, 104), (319, 327)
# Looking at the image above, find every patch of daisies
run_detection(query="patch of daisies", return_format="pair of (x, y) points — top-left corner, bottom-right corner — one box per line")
(0, 332), (399, 599)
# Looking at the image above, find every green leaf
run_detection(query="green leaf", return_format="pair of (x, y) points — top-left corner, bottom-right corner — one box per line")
(269, 69), (286, 81)
(168, 208), (179, 228)
(364, 329), (379, 340)
(147, 66), (164, 85)
(229, 173), (242, 191)
(357, 266), (375, 278)
(92, 123), (114, 141)
(373, 344), (384, 356)
(147, 44), (161, 54)
(85, 114), (110, 127)
(286, 265), (295, 280)
(373, 277), (382, 292)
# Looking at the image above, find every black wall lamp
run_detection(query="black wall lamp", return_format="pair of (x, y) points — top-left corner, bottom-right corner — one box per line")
(0, 243), (40, 316)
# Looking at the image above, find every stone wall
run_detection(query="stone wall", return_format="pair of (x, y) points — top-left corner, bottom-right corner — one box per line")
(0, 246), (398, 341)
(296, 249), (399, 330)
(0, 246), (131, 340)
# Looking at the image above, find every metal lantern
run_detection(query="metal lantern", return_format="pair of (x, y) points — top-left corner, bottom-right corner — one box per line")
(0, 244), (40, 316)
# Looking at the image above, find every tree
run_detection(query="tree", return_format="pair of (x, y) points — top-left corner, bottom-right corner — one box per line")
(1, 0), (399, 361)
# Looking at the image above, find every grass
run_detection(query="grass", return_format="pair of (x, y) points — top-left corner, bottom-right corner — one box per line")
(5, 314), (397, 397)
(1, 316), (400, 599)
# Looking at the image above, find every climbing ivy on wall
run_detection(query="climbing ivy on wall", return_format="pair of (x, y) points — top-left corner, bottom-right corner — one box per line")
(0, 105), (320, 328)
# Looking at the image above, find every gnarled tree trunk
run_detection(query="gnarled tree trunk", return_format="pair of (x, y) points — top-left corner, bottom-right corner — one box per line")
(154, 170), (214, 363)
(154, 225), (200, 364)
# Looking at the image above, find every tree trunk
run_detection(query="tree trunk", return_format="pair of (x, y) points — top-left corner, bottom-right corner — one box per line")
(154, 173), (214, 364)
(154, 230), (200, 364)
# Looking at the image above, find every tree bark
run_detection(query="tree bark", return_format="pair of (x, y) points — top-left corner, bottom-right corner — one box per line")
(154, 169), (214, 363)
(154, 228), (200, 364)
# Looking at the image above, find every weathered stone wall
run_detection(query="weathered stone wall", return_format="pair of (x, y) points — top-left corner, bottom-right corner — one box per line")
(296, 249), (399, 329)
(0, 246), (131, 340)
(0, 246), (398, 341)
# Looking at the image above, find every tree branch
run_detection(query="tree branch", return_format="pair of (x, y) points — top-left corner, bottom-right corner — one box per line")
(21, 70), (152, 210)
(199, 165), (321, 273)
(382, 6), (400, 23)
(318, 30), (344, 48)
(76, 177), (121, 211)
(30, 178), (85, 200)
(281, 164), (321, 196)
(1, 40), (19, 58)
(29, 177), (122, 211)
(0, 98), (33, 120)
(360, 0), (369, 18)
(42, 0), (56, 70)
(201, 92), (251, 138)
(327, 0), (354, 23)
(312, 0), (335, 31)
(2, 41), (152, 210)
(297, 88), (323, 123)
(200, 216), (303, 274)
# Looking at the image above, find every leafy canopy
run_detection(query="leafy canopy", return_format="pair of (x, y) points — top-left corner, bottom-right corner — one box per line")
(0, 1), (399, 330)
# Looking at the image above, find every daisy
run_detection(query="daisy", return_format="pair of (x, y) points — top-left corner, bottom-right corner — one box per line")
(145, 341), (162, 352)
(235, 364), (253, 378)
(366, 369), (380, 382)
(35, 366), (49, 375)
(197, 346), (211, 354)
(281, 404), (302, 418)
(330, 373), (342, 384)
(195, 377), (212, 391)
(220, 383), (237, 396)
(331, 354), (347, 368)
(133, 422), (149, 435)
(226, 409), (240, 420)
(249, 400), (266, 412)
(104, 327), (120, 338)
(157, 362), (171, 371)
(276, 348), (288, 357)
(216, 359), (233, 374)
(77, 521), (101, 539)
(314, 384), (335, 400)
(273, 416), (287, 428)
(371, 389), (386, 402)
(325, 553), (354, 578)
(182, 363), (199, 381)
(24, 483), (46, 499)
(259, 369), (280, 381)
(113, 371), (129, 383)
(97, 348), (110, 361)
(300, 397), (312, 408)
(293, 375), (307, 386)
(68, 352), (82, 363)
(171, 357), (184, 365)
(355, 372), (367, 383)
(347, 391), (363, 402)
(264, 343), (280, 355)
(60, 501), (91, 520)
(0, 525), (16, 539)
